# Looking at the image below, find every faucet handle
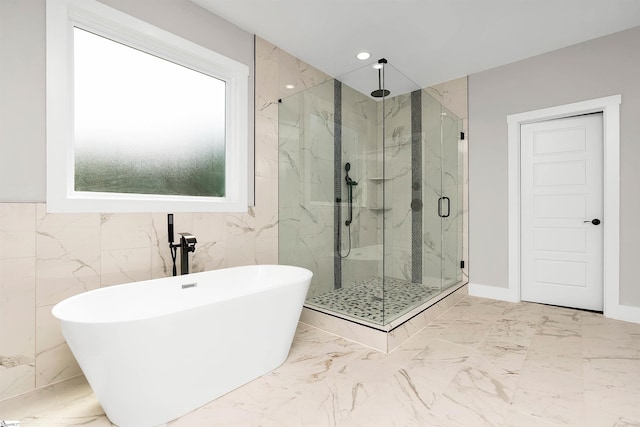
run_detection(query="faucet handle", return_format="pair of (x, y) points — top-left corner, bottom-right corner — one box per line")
(179, 233), (197, 248)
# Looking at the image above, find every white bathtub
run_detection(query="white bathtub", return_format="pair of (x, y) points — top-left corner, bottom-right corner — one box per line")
(52, 264), (312, 427)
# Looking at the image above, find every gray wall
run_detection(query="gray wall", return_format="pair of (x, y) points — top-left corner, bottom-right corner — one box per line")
(0, 0), (46, 200)
(0, 0), (254, 202)
(469, 25), (640, 306)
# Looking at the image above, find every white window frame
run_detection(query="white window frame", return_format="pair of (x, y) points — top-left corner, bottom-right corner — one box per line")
(46, 0), (249, 212)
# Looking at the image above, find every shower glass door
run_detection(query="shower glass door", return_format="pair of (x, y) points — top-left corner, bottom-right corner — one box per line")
(423, 92), (463, 292)
(440, 104), (463, 288)
(422, 92), (445, 291)
(381, 90), (463, 324)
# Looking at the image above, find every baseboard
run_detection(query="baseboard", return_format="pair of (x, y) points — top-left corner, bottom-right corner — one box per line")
(468, 282), (519, 303)
(606, 303), (640, 324)
(469, 282), (640, 325)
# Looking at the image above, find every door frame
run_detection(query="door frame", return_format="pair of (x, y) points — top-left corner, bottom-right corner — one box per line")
(506, 95), (621, 316)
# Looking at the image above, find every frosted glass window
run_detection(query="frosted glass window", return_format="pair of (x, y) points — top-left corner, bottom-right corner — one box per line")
(47, 0), (248, 212)
(73, 28), (226, 197)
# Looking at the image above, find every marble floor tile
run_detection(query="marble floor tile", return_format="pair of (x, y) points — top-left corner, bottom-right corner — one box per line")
(500, 301), (545, 325)
(437, 319), (495, 348)
(525, 334), (583, 376)
(510, 363), (585, 426)
(484, 317), (536, 343)
(502, 408), (567, 427)
(335, 371), (451, 427)
(583, 357), (640, 422)
(467, 347), (527, 395)
(439, 296), (506, 321)
(408, 338), (474, 393)
(428, 363), (511, 427)
(2, 296), (640, 427)
(537, 306), (582, 336)
(581, 317), (640, 359)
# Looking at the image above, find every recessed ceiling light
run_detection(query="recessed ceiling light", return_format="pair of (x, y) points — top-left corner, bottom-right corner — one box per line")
(356, 51), (371, 60)
(285, 84), (295, 89)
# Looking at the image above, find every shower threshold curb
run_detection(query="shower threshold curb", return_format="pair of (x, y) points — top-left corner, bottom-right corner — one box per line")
(300, 283), (468, 353)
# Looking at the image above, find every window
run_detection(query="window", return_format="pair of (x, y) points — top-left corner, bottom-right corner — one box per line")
(46, 0), (249, 212)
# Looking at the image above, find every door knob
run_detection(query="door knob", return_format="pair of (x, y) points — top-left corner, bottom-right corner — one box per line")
(584, 218), (601, 225)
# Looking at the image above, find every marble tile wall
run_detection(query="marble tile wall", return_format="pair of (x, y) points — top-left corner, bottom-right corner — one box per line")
(0, 204), (36, 400)
(275, 45), (334, 298)
(383, 94), (414, 280)
(0, 35), (307, 402)
(339, 83), (382, 287)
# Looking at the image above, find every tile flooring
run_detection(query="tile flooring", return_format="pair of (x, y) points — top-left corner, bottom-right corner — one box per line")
(2, 296), (640, 426)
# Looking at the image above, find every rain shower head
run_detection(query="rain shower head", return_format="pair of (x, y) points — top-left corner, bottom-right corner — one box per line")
(371, 88), (390, 98)
(371, 58), (390, 98)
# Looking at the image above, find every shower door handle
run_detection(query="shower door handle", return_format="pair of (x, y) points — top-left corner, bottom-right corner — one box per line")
(438, 197), (451, 218)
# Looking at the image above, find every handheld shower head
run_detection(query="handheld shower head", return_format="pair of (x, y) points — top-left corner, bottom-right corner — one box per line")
(345, 162), (357, 185)
(168, 213), (174, 243)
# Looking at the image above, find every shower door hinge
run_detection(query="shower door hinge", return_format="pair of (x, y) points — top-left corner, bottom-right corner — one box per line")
(460, 260), (465, 269)
(460, 132), (465, 140)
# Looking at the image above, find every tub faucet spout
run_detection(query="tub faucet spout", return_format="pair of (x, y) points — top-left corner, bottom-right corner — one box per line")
(179, 233), (197, 275)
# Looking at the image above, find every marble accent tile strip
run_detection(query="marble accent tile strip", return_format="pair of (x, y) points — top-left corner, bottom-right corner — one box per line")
(333, 80), (342, 290)
(411, 90), (423, 283)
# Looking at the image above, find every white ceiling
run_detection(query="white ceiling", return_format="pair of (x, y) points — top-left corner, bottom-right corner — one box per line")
(192, 0), (640, 94)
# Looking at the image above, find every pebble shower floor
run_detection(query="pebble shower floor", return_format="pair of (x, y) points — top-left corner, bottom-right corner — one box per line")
(306, 277), (441, 323)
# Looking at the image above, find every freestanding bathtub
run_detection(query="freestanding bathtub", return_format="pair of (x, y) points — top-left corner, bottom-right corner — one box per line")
(52, 264), (312, 427)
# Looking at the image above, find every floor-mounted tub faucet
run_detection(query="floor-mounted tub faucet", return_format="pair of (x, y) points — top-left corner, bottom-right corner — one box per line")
(168, 214), (197, 276)
(178, 233), (197, 275)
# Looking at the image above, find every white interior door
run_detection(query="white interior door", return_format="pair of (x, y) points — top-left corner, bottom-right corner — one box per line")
(521, 113), (603, 311)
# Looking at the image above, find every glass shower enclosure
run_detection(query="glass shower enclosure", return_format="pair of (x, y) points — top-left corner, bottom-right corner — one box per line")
(278, 61), (464, 328)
